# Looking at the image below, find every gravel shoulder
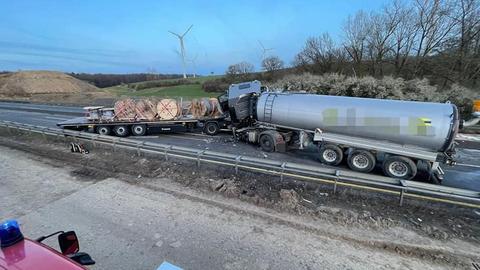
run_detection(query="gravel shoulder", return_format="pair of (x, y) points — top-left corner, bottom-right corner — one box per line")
(0, 134), (479, 269)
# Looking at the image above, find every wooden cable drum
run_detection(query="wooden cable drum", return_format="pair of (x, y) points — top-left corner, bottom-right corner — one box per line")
(157, 99), (179, 120)
(135, 99), (157, 120)
(200, 98), (212, 116)
(189, 99), (204, 118)
(209, 98), (223, 116)
(114, 99), (136, 120)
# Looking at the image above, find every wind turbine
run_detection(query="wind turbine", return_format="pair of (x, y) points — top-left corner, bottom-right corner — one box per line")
(169, 25), (193, 78)
(188, 53), (198, 78)
(258, 40), (274, 62)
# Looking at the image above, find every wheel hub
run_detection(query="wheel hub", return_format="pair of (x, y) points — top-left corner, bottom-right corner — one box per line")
(389, 161), (408, 177)
(322, 149), (337, 162)
(352, 154), (369, 169)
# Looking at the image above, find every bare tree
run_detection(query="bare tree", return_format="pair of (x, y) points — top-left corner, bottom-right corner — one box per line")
(262, 56), (284, 72)
(226, 61), (254, 76)
(450, 0), (480, 82)
(343, 10), (370, 66)
(294, 32), (345, 73)
(390, 0), (418, 75)
(412, 0), (457, 75)
(365, 2), (403, 76)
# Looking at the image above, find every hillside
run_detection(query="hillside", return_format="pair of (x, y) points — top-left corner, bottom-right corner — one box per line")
(0, 71), (98, 97)
(102, 75), (224, 99)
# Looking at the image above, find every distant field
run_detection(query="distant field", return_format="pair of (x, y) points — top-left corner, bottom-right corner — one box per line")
(102, 76), (224, 99)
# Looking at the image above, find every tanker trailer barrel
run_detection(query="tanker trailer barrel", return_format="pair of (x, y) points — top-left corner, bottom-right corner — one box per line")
(256, 92), (459, 152)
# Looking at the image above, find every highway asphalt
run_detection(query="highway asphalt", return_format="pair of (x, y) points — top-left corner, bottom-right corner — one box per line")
(0, 101), (479, 191)
(3, 146), (465, 270)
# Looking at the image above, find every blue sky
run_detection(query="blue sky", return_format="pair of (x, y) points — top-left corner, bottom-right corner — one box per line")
(0, 0), (388, 74)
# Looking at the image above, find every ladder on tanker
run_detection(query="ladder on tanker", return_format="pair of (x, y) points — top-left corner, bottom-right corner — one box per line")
(263, 93), (276, 122)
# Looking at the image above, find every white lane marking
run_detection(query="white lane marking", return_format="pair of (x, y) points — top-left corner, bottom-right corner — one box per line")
(137, 136), (159, 139)
(456, 163), (480, 169)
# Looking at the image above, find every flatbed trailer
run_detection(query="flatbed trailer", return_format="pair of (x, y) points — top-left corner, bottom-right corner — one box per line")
(57, 116), (227, 137)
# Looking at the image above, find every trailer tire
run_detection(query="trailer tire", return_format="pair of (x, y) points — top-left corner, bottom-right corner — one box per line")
(318, 144), (343, 166)
(113, 125), (129, 137)
(204, 122), (219, 136)
(259, 134), (275, 152)
(131, 124), (147, 136)
(347, 150), (376, 173)
(383, 156), (417, 180)
(97, 126), (111, 136)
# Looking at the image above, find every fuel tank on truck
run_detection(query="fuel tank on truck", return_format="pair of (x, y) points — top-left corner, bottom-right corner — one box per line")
(256, 92), (459, 152)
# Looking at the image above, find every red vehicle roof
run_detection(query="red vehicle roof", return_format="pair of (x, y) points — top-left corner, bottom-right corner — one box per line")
(0, 238), (87, 270)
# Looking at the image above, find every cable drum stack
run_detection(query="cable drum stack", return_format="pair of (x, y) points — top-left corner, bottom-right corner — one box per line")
(109, 98), (223, 121)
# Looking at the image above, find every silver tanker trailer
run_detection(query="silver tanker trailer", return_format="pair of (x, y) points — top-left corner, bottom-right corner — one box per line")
(222, 81), (464, 183)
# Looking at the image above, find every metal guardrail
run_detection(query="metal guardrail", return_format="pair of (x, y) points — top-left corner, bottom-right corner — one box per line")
(1, 120), (479, 209)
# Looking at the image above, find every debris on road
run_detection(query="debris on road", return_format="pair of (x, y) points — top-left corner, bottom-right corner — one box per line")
(279, 189), (300, 209)
(70, 142), (89, 154)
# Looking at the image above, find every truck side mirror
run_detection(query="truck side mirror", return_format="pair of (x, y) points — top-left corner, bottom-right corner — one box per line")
(58, 231), (80, 255)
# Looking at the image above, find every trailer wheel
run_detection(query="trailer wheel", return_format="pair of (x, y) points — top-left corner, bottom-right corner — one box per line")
(318, 144), (343, 166)
(131, 124), (147, 136)
(113, 125), (129, 137)
(204, 122), (219, 136)
(347, 150), (376, 173)
(259, 134), (275, 152)
(383, 156), (417, 180)
(97, 126), (111, 136)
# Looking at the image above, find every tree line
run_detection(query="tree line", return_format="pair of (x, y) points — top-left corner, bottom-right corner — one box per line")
(69, 73), (183, 88)
(296, 0), (480, 88)
(226, 0), (480, 90)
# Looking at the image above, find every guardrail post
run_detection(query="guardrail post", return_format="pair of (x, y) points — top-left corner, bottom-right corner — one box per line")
(196, 150), (205, 168)
(399, 189), (406, 206)
(280, 162), (286, 181)
(235, 156), (242, 175)
(6, 125), (12, 135)
(136, 141), (144, 156)
(112, 139), (117, 152)
(333, 170), (340, 194)
(164, 146), (172, 161)
(92, 135), (98, 147)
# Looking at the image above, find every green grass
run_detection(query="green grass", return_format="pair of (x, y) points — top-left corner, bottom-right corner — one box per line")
(102, 75), (225, 99)
(103, 83), (223, 99)
(129, 75), (222, 87)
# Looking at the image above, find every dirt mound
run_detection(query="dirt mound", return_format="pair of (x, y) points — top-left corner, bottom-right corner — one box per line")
(0, 71), (98, 96)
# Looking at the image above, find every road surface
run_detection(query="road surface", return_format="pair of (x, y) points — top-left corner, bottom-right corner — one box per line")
(1, 145), (476, 270)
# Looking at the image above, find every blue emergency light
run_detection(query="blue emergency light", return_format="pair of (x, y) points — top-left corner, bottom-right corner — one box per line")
(0, 220), (24, 248)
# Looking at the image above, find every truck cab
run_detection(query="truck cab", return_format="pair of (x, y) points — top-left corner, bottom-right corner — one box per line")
(222, 80), (265, 126)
